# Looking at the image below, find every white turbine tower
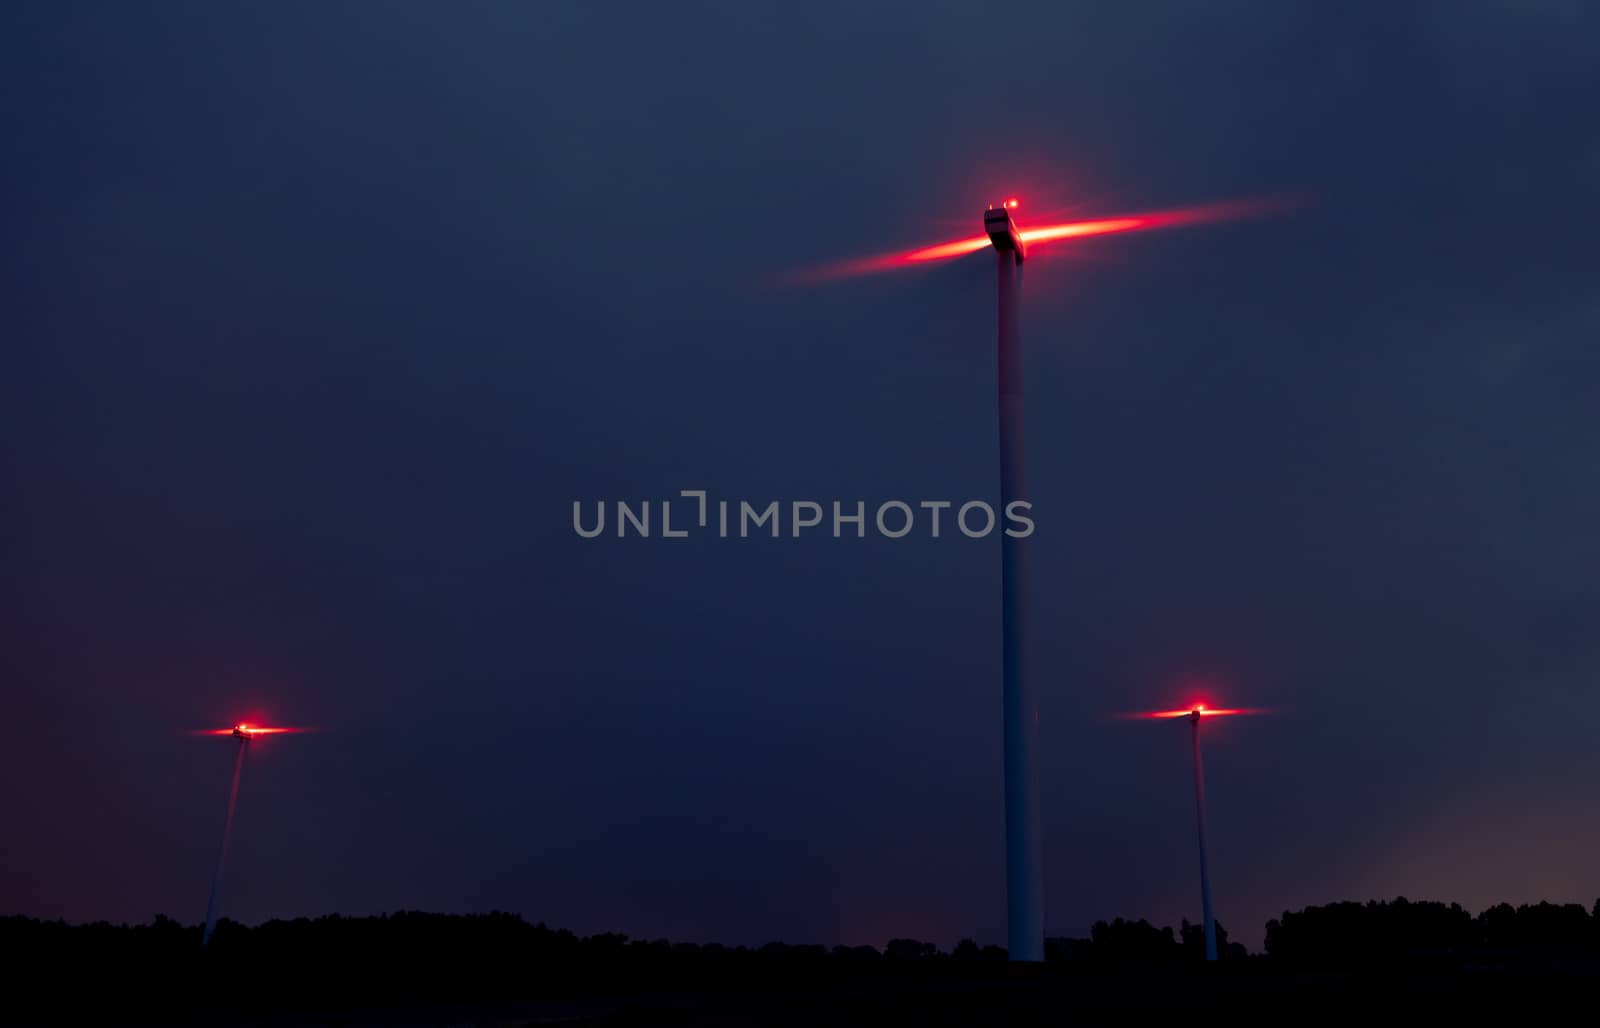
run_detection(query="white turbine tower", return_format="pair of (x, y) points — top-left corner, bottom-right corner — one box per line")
(984, 201), (1043, 962)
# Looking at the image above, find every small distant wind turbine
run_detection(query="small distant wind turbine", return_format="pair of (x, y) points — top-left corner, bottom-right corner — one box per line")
(1127, 703), (1263, 961)
(193, 722), (305, 946)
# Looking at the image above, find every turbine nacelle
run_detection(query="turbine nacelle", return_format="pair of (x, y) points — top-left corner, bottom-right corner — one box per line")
(984, 205), (1025, 263)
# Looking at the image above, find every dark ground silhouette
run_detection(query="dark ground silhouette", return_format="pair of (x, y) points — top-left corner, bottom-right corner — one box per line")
(6, 898), (1598, 1024)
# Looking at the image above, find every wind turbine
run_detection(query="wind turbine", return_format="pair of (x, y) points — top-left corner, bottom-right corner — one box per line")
(1131, 703), (1262, 960)
(795, 192), (1282, 961)
(193, 722), (304, 947)
(983, 198), (1042, 962)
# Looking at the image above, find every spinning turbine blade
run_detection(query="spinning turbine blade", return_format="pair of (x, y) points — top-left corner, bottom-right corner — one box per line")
(1126, 706), (1266, 720)
(787, 195), (1289, 284)
(192, 724), (307, 736)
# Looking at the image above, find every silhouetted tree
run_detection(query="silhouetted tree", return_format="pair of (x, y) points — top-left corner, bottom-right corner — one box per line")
(1179, 917), (1247, 960)
(1476, 900), (1595, 961)
(883, 938), (940, 960)
(1088, 918), (1178, 963)
(1267, 898), (1489, 968)
(1045, 936), (1093, 962)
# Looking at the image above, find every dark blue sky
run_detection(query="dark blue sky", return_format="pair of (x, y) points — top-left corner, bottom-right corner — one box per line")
(3, 2), (1597, 949)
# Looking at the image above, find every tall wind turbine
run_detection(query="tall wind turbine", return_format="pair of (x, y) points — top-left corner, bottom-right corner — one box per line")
(194, 722), (303, 947)
(983, 199), (1042, 961)
(794, 193), (1281, 961)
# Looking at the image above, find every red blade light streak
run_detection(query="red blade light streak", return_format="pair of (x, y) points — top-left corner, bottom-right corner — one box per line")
(788, 196), (1290, 284)
(1122, 704), (1267, 720)
(1149, 706), (1257, 719)
(193, 723), (307, 737)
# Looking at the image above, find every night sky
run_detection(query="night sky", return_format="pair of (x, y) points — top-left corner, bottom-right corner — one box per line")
(3, 3), (1598, 950)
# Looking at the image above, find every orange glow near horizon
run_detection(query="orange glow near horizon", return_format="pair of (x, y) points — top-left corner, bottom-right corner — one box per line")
(784, 194), (1292, 284)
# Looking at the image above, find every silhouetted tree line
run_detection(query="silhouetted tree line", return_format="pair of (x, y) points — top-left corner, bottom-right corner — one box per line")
(9, 897), (1600, 971)
(0, 910), (1236, 979)
(1042, 915), (1249, 962)
(5, 898), (1598, 1020)
(1265, 897), (1600, 970)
